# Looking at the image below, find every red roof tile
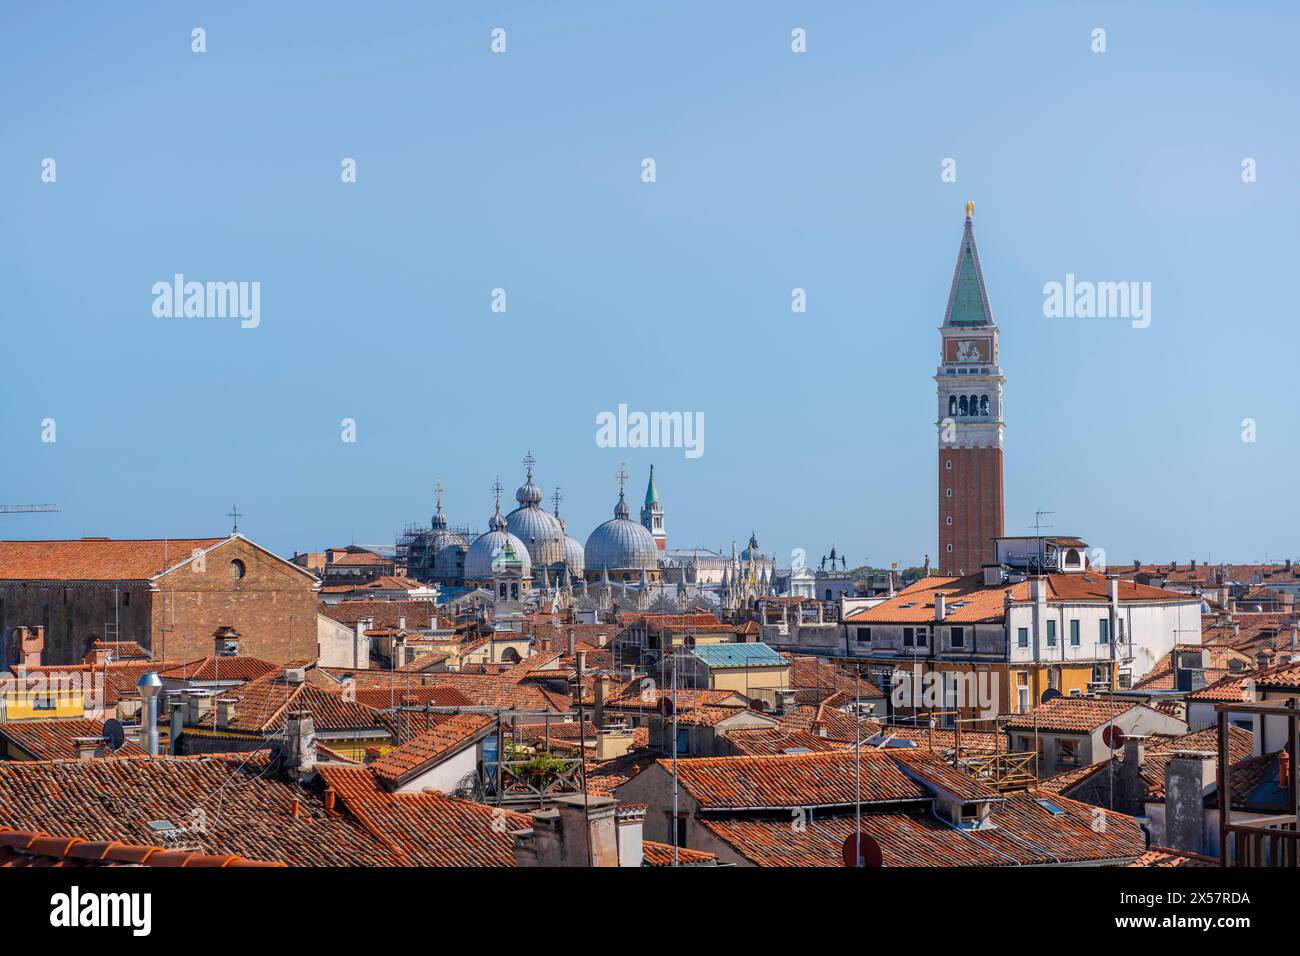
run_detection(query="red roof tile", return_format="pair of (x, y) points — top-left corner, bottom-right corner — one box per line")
(0, 538), (225, 581)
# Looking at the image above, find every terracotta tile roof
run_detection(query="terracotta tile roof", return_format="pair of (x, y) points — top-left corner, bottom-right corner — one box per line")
(668, 751), (930, 810)
(162, 656), (279, 682)
(0, 754), (400, 866)
(869, 724), (1003, 753)
(699, 790), (1145, 866)
(222, 674), (386, 734)
(888, 749), (1004, 802)
(316, 764), (528, 866)
(1128, 846), (1217, 867)
(370, 714), (494, 786)
(722, 728), (846, 755)
(91, 640), (150, 659)
(1003, 696), (1161, 734)
(0, 719), (144, 760)
(0, 537), (225, 581)
(784, 656), (884, 703)
(1133, 644), (1255, 691)
(1046, 726), (1254, 798)
(5, 660), (175, 709)
(582, 748), (660, 796)
(641, 841), (717, 866)
(0, 826), (282, 867)
(846, 572), (1194, 626)
(1256, 659), (1300, 689)
(412, 673), (565, 712)
(351, 685), (474, 710)
(319, 601), (439, 630)
(628, 613), (721, 628)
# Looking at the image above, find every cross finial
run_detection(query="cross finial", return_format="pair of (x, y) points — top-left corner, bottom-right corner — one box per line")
(434, 476), (444, 510)
(965, 200), (974, 220)
(522, 449), (536, 477)
(227, 505), (242, 534)
(615, 461), (628, 494)
(491, 478), (504, 509)
(551, 487), (563, 515)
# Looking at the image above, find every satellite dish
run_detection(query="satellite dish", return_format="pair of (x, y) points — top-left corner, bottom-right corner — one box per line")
(658, 697), (675, 718)
(1102, 725), (1127, 750)
(102, 719), (126, 753)
(1040, 688), (1064, 704)
(841, 833), (883, 868)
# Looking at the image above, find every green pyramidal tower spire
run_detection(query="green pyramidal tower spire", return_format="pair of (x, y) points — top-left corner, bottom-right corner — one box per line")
(943, 201), (994, 327)
(640, 465), (665, 551)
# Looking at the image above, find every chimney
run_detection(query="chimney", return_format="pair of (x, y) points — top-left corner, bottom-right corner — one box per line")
(567, 628), (576, 657)
(284, 667), (307, 686)
(934, 593), (946, 621)
(594, 673), (609, 729)
(136, 671), (163, 757)
(614, 804), (646, 867)
(1133, 559), (1141, 572)
(1162, 750), (1215, 854)
(515, 793), (621, 867)
(72, 736), (106, 760)
(16, 626), (44, 669)
(1191, 559), (1197, 571)
(280, 710), (317, 781)
(1171, 560), (1178, 572)
(398, 616), (406, 631)
(1287, 558), (1294, 573)
(1122, 737), (1146, 784)
(213, 626), (240, 657)
(596, 724), (634, 760)
(83, 645), (109, 666)
(169, 696), (186, 755)
(1107, 574), (1119, 602)
(216, 697), (237, 729)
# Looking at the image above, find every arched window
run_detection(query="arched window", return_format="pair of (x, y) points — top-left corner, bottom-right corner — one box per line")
(825, 589), (832, 601)
(959, 396), (968, 416)
(969, 395), (979, 416)
(979, 395), (989, 416)
(948, 395), (957, 416)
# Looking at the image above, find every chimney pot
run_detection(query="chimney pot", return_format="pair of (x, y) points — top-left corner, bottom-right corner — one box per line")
(934, 593), (946, 620)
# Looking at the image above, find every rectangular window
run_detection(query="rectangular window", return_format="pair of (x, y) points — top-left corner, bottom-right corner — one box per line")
(1099, 619), (1109, 644)
(1046, 620), (1056, 646)
(855, 627), (871, 644)
(1069, 620), (1080, 646)
(1057, 739), (1080, 768)
(903, 627), (927, 648)
(1017, 627), (1029, 648)
(950, 626), (965, 649)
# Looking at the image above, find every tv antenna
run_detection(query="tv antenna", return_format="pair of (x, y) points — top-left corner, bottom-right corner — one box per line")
(1032, 509), (1055, 570)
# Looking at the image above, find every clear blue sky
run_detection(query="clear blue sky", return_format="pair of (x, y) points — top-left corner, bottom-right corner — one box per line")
(2, 2), (1296, 568)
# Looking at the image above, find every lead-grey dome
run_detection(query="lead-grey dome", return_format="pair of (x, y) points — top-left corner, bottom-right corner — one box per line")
(464, 504), (532, 581)
(506, 503), (565, 566)
(585, 491), (659, 572)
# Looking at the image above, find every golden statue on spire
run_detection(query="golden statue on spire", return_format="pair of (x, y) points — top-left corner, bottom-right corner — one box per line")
(965, 200), (974, 219)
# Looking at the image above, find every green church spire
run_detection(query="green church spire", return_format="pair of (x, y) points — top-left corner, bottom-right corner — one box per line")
(644, 465), (659, 505)
(943, 203), (995, 327)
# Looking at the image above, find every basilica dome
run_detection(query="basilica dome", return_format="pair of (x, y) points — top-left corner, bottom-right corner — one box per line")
(505, 463), (565, 567)
(464, 505), (532, 581)
(585, 491), (659, 573)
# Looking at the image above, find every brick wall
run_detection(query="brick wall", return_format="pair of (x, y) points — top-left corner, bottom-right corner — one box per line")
(150, 538), (320, 664)
(938, 447), (1004, 576)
